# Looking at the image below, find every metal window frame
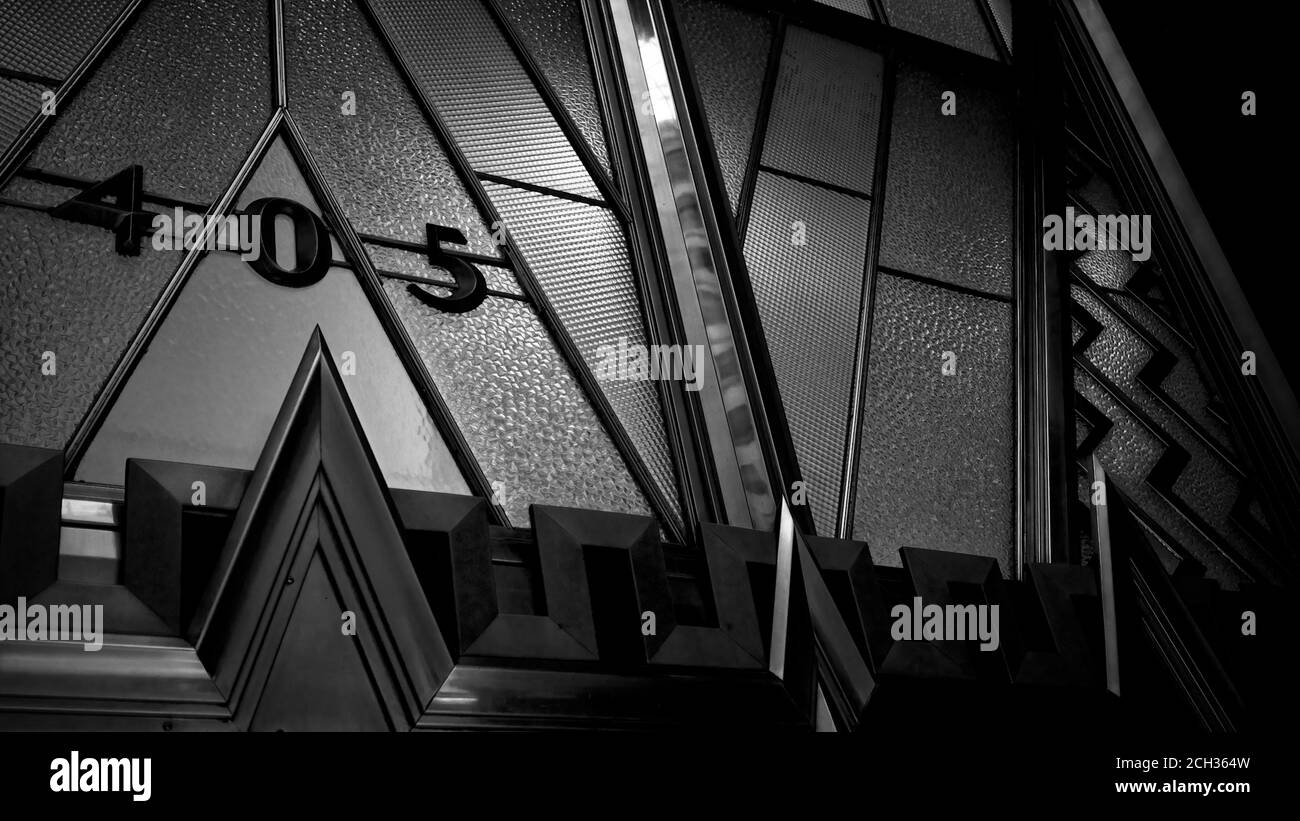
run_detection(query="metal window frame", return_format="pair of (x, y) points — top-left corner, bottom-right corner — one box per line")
(653, 0), (1070, 578)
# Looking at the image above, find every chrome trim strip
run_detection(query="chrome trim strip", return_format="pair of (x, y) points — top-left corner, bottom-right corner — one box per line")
(60, 498), (120, 527)
(609, 0), (776, 530)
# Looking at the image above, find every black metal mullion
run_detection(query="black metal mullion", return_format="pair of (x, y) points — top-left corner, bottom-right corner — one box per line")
(481, 0), (628, 217)
(13, 167), (211, 212)
(754, 162), (870, 202)
(270, 0), (287, 109)
(734, 13), (786, 241)
(360, 0), (685, 543)
(836, 50), (896, 539)
(877, 265), (1013, 304)
(475, 170), (609, 209)
(1014, 0), (1072, 570)
(0, 67), (61, 87)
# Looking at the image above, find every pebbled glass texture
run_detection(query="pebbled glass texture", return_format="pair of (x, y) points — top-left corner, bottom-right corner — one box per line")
(1073, 286), (1259, 573)
(383, 281), (655, 527)
(0, 0), (128, 79)
(484, 181), (678, 521)
(76, 257), (472, 496)
(0, 202), (181, 448)
(1074, 369), (1249, 587)
(813, 0), (874, 18)
(882, 0), (999, 60)
(26, 0), (269, 204)
(672, 0), (772, 218)
(1072, 285), (1150, 389)
(1111, 292), (1229, 448)
(75, 143), (471, 495)
(0, 76), (43, 156)
(760, 26), (883, 196)
(1073, 246), (1136, 291)
(986, 0), (1013, 53)
(495, 0), (612, 181)
(853, 272), (1015, 573)
(0, 175), (81, 207)
(743, 171), (870, 535)
(365, 242), (522, 296)
(285, 0), (499, 256)
(879, 60), (1014, 296)
(373, 0), (601, 200)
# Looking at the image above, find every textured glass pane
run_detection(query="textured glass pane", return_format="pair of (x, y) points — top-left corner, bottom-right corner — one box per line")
(1073, 246), (1136, 291)
(365, 242), (522, 296)
(373, 0), (601, 200)
(75, 142), (471, 495)
(853, 273), (1014, 572)
(484, 181), (678, 520)
(1072, 285), (1151, 389)
(1072, 287), (1259, 569)
(1112, 292), (1228, 446)
(0, 76), (43, 156)
(673, 0), (772, 217)
(743, 171), (870, 534)
(0, 0), (127, 79)
(760, 27), (883, 196)
(814, 0), (874, 18)
(883, 0), (999, 60)
(77, 254), (471, 495)
(383, 282), (655, 527)
(26, 0), (270, 203)
(0, 203), (181, 448)
(284, 0), (499, 256)
(496, 0), (612, 180)
(879, 60), (1014, 296)
(1075, 370), (1249, 586)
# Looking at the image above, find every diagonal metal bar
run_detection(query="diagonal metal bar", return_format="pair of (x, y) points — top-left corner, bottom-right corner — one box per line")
(359, 0), (685, 541)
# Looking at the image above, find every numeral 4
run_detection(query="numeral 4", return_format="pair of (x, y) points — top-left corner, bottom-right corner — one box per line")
(50, 165), (154, 256)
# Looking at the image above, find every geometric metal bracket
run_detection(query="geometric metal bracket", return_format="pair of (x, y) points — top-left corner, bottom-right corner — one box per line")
(124, 459), (249, 634)
(0, 443), (61, 603)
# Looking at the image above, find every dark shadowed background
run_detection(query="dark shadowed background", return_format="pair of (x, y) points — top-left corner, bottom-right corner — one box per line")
(1101, 1), (1295, 371)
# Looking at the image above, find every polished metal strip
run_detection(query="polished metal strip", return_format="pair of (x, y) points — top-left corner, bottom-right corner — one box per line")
(361, 0), (684, 540)
(609, 0), (776, 530)
(60, 498), (120, 527)
(1090, 456), (1120, 697)
(769, 498), (795, 678)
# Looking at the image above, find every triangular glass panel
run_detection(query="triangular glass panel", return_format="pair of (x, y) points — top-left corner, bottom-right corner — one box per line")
(75, 133), (472, 497)
(283, 0), (499, 256)
(0, 0), (271, 451)
(671, 0), (773, 218)
(370, 0), (603, 201)
(284, 0), (677, 531)
(495, 0), (614, 181)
